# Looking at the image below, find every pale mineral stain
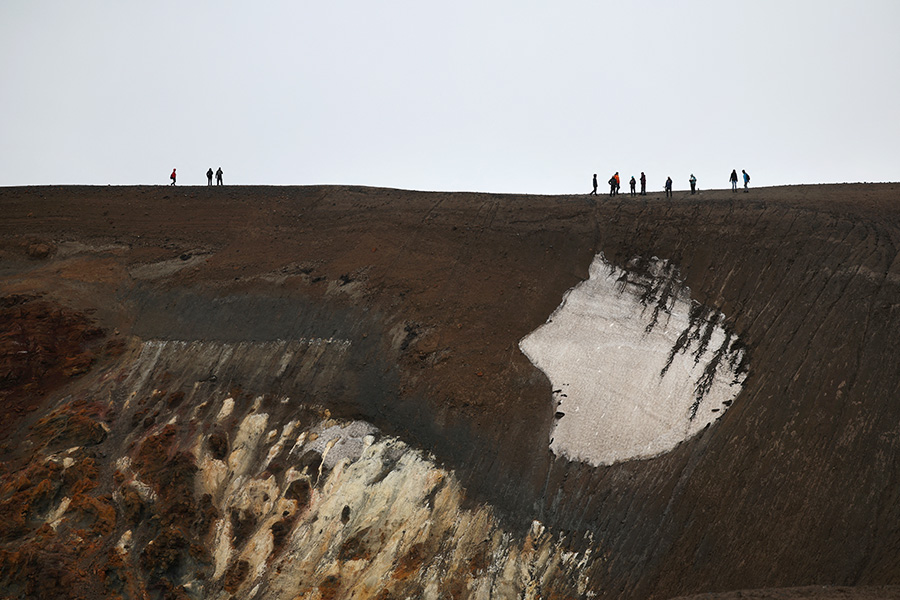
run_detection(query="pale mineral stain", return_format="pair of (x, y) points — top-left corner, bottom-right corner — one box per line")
(227, 412), (269, 477)
(46, 496), (71, 530)
(216, 397), (235, 423)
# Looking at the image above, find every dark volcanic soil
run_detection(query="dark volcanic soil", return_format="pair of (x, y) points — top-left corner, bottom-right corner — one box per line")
(1, 182), (900, 599)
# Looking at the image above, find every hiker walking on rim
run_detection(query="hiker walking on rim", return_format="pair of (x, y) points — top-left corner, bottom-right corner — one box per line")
(640, 172), (646, 195)
(608, 175), (617, 196)
(742, 169), (750, 191)
(216, 167), (224, 185)
(590, 173), (598, 195)
(170, 168), (176, 186)
(665, 176), (673, 198)
(629, 175), (636, 196)
(689, 174), (697, 195)
(207, 168), (214, 186)
(730, 169), (738, 192)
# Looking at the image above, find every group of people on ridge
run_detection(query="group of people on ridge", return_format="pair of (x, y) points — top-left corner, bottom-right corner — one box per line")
(168, 167), (225, 185)
(590, 170), (750, 197)
(592, 172), (650, 197)
(729, 169), (751, 192)
(207, 167), (224, 185)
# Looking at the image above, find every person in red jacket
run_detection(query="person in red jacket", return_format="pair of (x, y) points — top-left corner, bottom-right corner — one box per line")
(170, 168), (177, 186)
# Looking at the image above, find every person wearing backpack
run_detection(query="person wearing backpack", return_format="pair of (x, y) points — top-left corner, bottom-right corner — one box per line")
(170, 168), (176, 186)
(742, 169), (750, 191)
(689, 174), (697, 195)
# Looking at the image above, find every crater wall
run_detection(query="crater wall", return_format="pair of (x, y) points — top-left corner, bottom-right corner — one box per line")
(1, 183), (900, 599)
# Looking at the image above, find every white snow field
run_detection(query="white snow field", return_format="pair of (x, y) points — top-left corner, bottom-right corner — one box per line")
(520, 254), (747, 466)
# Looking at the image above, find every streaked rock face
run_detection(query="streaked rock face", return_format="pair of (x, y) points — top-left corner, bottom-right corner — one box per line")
(36, 338), (596, 599)
(520, 254), (747, 465)
(219, 418), (594, 600)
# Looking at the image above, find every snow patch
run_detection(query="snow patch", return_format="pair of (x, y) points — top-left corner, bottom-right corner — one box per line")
(520, 254), (747, 466)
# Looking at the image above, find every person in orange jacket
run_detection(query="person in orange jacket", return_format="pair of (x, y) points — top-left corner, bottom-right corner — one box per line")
(170, 168), (176, 186)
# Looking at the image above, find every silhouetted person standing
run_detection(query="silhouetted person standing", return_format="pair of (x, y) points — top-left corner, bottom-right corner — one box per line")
(689, 174), (697, 195)
(665, 176), (673, 198)
(170, 168), (176, 186)
(591, 173), (598, 195)
(730, 169), (738, 192)
(742, 169), (750, 192)
(629, 176), (636, 196)
(640, 172), (646, 195)
(216, 167), (223, 185)
(207, 168), (213, 186)
(608, 175), (616, 196)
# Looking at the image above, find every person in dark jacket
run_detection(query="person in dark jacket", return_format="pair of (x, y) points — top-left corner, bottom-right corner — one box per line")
(730, 169), (738, 192)
(216, 167), (224, 185)
(207, 168), (214, 186)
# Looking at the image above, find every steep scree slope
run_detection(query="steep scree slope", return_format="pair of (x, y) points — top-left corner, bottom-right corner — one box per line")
(0, 183), (899, 599)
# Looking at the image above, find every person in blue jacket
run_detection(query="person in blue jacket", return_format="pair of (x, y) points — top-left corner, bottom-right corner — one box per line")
(742, 169), (750, 191)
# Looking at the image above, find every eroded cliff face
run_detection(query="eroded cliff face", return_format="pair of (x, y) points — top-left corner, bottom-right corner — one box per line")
(0, 325), (601, 599)
(1, 183), (900, 599)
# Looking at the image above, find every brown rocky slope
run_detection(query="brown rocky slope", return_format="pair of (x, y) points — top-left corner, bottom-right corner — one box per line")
(0, 183), (899, 599)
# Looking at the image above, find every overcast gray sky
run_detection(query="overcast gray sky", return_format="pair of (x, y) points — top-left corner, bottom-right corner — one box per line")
(2, 1), (898, 193)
